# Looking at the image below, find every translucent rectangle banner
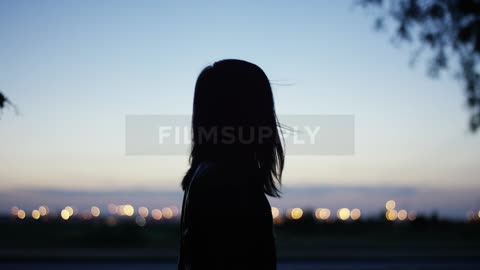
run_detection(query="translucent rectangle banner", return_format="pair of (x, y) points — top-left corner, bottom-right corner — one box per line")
(125, 114), (354, 155)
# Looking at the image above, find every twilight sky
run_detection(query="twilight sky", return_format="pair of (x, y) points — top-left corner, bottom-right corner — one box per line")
(0, 1), (479, 216)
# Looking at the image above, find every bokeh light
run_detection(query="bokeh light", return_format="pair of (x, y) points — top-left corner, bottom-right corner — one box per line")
(91, 206), (100, 217)
(386, 209), (398, 221)
(350, 208), (361, 220)
(108, 204), (118, 215)
(315, 208), (331, 220)
(271, 207), (280, 219)
(11, 206), (19, 216)
(152, 209), (163, 220)
(31, 210), (40, 220)
(397, 209), (408, 221)
(290, 208), (303, 220)
(61, 209), (70, 220)
(123, 205), (134, 216)
(65, 206), (74, 216)
(138, 206), (149, 218)
(162, 207), (174, 219)
(170, 206), (179, 216)
(17, 209), (26, 219)
(135, 216), (146, 227)
(117, 205), (125, 215)
(337, 208), (350, 221)
(38, 206), (49, 216)
(408, 211), (417, 221)
(385, 200), (396, 211)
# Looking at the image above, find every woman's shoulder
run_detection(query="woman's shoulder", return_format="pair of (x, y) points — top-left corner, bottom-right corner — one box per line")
(189, 160), (261, 194)
(190, 160), (222, 183)
(187, 161), (224, 193)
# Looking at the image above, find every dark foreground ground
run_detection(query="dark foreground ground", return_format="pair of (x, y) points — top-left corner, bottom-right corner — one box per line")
(2, 260), (480, 270)
(1, 215), (479, 269)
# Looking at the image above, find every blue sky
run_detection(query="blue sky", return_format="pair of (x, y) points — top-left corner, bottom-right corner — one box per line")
(0, 1), (479, 216)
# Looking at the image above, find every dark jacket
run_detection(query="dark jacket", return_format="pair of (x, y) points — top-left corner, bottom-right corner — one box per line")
(178, 161), (277, 270)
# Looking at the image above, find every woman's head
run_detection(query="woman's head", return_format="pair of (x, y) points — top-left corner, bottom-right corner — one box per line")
(183, 59), (284, 197)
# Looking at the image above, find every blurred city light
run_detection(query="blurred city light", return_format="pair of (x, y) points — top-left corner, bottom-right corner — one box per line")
(408, 211), (417, 221)
(108, 204), (118, 215)
(123, 205), (135, 216)
(152, 209), (163, 220)
(1, 203), (465, 224)
(385, 200), (396, 211)
(397, 210), (408, 221)
(170, 206), (179, 216)
(91, 206), (100, 217)
(290, 208), (303, 220)
(386, 210), (398, 221)
(135, 216), (146, 227)
(271, 207), (280, 219)
(162, 207), (174, 219)
(17, 209), (26, 219)
(315, 208), (331, 220)
(38, 206), (49, 216)
(337, 208), (350, 221)
(60, 209), (70, 220)
(31, 210), (40, 220)
(138, 206), (149, 218)
(350, 208), (361, 220)
(65, 206), (74, 216)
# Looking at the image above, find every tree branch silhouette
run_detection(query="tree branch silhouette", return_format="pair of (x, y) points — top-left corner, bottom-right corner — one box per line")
(0, 92), (7, 110)
(358, 0), (480, 132)
(0, 91), (19, 117)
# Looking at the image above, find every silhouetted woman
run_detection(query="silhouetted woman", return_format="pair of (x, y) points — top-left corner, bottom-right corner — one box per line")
(178, 59), (284, 270)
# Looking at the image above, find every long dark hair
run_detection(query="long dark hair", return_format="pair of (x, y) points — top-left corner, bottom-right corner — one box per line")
(181, 59), (284, 197)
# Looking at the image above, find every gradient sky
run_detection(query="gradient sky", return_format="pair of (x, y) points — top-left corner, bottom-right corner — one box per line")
(0, 0), (479, 205)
